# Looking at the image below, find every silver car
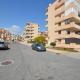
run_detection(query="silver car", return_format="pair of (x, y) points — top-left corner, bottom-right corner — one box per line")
(0, 41), (9, 49)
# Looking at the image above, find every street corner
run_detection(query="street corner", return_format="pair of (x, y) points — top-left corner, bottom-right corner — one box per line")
(0, 59), (14, 66)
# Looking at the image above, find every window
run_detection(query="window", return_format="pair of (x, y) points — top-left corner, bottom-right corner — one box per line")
(67, 31), (70, 34)
(58, 31), (61, 34)
(31, 36), (33, 38)
(58, 39), (61, 43)
(64, 19), (70, 24)
(25, 36), (30, 38)
(75, 31), (80, 34)
(65, 38), (80, 44)
(78, 11), (80, 17)
(75, 31), (78, 34)
(58, 23), (61, 26)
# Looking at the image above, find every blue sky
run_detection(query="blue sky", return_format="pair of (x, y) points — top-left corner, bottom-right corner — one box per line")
(0, 0), (54, 34)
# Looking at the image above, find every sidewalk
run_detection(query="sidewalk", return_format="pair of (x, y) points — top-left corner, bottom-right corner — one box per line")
(47, 48), (77, 54)
(47, 48), (80, 59)
(19, 42), (80, 59)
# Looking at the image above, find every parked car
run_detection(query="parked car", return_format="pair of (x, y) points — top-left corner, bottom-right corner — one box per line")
(0, 40), (9, 49)
(31, 43), (46, 51)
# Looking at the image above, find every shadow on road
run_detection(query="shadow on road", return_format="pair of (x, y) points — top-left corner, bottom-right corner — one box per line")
(0, 48), (10, 50)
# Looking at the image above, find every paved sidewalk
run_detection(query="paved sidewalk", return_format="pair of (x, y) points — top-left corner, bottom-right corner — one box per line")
(47, 48), (77, 54)
(47, 48), (80, 59)
(19, 41), (80, 59)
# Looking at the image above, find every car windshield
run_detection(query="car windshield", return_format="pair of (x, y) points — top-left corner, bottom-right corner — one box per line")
(37, 44), (44, 48)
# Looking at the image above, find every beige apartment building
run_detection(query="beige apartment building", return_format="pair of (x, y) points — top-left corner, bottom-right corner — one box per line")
(46, 0), (80, 48)
(23, 22), (39, 42)
(0, 28), (11, 41)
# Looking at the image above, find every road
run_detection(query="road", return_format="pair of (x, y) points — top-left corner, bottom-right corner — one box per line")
(0, 42), (80, 80)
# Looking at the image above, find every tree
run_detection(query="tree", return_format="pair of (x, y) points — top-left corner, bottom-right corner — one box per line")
(34, 36), (46, 45)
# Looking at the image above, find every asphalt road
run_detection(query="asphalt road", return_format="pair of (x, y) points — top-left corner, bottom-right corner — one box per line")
(0, 42), (80, 80)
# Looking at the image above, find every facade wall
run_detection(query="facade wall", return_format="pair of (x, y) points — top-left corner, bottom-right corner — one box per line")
(46, 0), (80, 48)
(47, 3), (57, 45)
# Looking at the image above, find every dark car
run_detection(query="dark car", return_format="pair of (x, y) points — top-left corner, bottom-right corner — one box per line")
(31, 43), (46, 51)
(0, 41), (9, 49)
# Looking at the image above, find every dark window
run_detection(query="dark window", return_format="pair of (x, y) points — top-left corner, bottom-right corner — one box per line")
(64, 19), (70, 24)
(75, 31), (80, 35)
(31, 36), (33, 38)
(58, 39), (61, 43)
(58, 31), (61, 34)
(58, 23), (61, 26)
(78, 12), (80, 17)
(65, 38), (80, 44)
(67, 31), (70, 34)
(25, 36), (30, 38)
(75, 32), (78, 34)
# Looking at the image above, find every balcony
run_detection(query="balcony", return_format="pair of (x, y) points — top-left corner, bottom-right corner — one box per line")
(55, 22), (80, 31)
(55, 13), (80, 24)
(55, 5), (65, 16)
(45, 18), (48, 21)
(45, 11), (48, 15)
(45, 24), (48, 27)
(55, 0), (65, 9)
(55, 13), (74, 24)
(56, 33), (80, 39)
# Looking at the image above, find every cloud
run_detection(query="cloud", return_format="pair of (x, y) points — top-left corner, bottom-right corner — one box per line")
(5, 25), (21, 35)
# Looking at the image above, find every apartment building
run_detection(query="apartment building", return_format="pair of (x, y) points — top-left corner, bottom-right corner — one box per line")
(46, 0), (80, 48)
(23, 22), (39, 42)
(0, 28), (11, 41)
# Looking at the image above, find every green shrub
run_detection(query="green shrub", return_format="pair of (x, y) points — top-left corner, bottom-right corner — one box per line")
(50, 42), (56, 47)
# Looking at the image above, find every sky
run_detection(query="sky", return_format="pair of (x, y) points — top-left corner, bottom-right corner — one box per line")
(0, 0), (54, 34)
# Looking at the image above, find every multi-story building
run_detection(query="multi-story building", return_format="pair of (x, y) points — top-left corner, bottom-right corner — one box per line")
(0, 28), (11, 41)
(46, 0), (80, 48)
(23, 22), (39, 42)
